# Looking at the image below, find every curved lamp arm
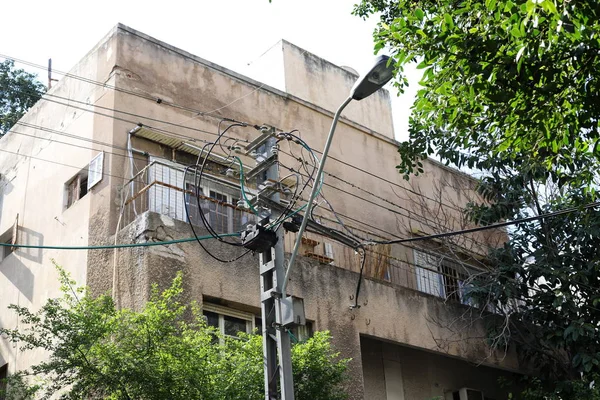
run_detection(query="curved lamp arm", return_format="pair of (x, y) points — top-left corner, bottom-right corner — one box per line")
(281, 96), (353, 296)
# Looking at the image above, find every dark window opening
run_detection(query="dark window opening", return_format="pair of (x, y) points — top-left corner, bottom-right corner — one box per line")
(223, 315), (247, 337)
(65, 169), (89, 209)
(0, 363), (8, 400)
(0, 229), (14, 262)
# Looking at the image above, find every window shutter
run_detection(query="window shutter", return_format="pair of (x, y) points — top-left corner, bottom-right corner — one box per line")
(202, 303), (254, 321)
(324, 243), (334, 259)
(414, 250), (444, 298)
(87, 152), (104, 190)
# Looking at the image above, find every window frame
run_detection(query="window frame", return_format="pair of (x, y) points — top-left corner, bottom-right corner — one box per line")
(0, 218), (17, 263)
(413, 249), (479, 305)
(64, 153), (103, 210)
(202, 303), (257, 339)
(65, 170), (89, 209)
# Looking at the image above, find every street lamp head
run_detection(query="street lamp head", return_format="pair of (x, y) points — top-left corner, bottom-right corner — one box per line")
(350, 55), (394, 101)
(282, 54), (395, 298)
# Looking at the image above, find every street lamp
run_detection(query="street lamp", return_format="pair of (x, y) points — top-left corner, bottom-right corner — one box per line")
(282, 55), (395, 296)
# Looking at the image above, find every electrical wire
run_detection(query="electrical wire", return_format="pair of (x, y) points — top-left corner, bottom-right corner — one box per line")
(15, 121), (147, 159)
(14, 110), (477, 250)
(352, 247), (367, 309)
(0, 233), (239, 250)
(371, 201), (600, 245)
(11, 79), (471, 232)
(9, 85), (246, 142)
(0, 54), (255, 132)
(179, 121), (264, 262)
(193, 122), (249, 245)
(278, 162), (488, 251)
(280, 155), (464, 234)
(6, 53), (480, 219)
(16, 91), (228, 145)
(233, 156), (258, 215)
(0, 147), (131, 181)
(183, 164), (250, 263)
(8, 126), (147, 164)
(0, 138), (489, 260)
(282, 145), (469, 215)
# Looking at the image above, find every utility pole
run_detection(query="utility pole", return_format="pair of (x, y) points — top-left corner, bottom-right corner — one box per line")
(241, 127), (305, 400)
(47, 59), (58, 89)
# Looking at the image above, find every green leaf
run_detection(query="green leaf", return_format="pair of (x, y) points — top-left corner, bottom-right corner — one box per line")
(511, 25), (523, 38)
(485, 0), (497, 10)
(444, 13), (454, 29)
(415, 8), (425, 20)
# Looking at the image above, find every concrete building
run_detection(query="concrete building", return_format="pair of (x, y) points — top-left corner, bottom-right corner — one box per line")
(0, 24), (521, 399)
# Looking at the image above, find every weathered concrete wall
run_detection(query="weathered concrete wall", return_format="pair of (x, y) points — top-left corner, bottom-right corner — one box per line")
(108, 212), (519, 400)
(0, 27), (119, 373)
(0, 23), (517, 399)
(108, 24), (500, 255)
(281, 40), (395, 139)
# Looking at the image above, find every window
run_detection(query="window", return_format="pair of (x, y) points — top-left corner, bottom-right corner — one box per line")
(87, 152), (104, 189)
(414, 249), (477, 304)
(202, 303), (311, 342)
(0, 363), (7, 400)
(147, 158), (254, 232)
(0, 218), (17, 262)
(414, 250), (444, 297)
(208, 190), (230, 233)
(66, 170), (89, 208)
(64, 153), (104, 209)
(202, 303), (257, 339)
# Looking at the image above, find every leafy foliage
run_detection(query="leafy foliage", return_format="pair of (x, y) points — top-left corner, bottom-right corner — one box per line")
(0, 266), (348, 400)
(0, 59), (45, 135)
(355, 0), (600, 187)
(354, 0), (600, 398)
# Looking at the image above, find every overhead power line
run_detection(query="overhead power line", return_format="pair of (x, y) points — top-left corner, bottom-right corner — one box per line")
(8, 84), (251, 143)
(0, 233), (238, 250)
(0, 54), (254, 130)
(279, 162), (491, 251)
(5, 53), (481, 217)
(10, 124), (148, 163)
(10, 114), (463, 249)
(301, 146), (468, 214)
(0, 147), (131, 180)
(374, 201), (600, 245)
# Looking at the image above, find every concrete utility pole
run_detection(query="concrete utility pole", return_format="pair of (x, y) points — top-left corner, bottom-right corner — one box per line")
(242, 127), (305, 400)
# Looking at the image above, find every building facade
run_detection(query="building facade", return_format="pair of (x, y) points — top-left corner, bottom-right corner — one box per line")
(0, 24), (520, 399)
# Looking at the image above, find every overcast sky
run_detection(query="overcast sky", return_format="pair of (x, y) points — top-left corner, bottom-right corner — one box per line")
(0, 0), (419, 140)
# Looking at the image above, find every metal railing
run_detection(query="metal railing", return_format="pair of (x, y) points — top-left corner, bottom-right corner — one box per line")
(121, 160), (483, 305)
(121, 160), (256, 232)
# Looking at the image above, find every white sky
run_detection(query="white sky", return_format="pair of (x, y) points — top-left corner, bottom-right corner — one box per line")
(0, 0), (420, 141)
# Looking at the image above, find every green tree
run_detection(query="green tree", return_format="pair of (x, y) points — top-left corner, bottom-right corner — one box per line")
(0, 59), (46, 135)
(354, 0), (600, 398)
(0, 266), (348, 400)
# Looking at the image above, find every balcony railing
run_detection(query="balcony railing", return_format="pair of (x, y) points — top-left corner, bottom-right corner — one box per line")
(121, 159), (484, 306)
(121, 159), (256, 233)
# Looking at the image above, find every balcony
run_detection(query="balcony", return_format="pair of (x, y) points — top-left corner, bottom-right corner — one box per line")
(121, 159), (486, 306)
(121, 158), (256, 235)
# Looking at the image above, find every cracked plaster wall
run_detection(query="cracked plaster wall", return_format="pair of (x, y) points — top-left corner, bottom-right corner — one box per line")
(108, 212), (520, 400)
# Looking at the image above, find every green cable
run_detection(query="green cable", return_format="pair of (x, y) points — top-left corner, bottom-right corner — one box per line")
(233, 156), (259, 215)
(287, 330), (300, 344)
(0, 233), (239, 251)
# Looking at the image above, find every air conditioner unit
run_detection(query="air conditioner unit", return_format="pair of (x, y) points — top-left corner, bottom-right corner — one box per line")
(455, 388), (485, 400)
